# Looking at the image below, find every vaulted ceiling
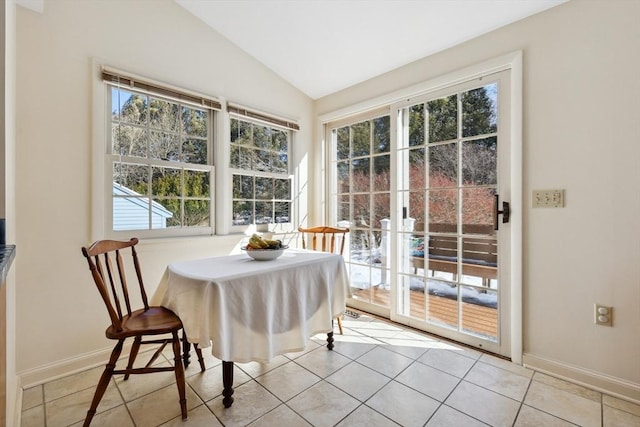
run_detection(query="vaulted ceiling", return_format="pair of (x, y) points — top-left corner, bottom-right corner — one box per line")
(16, 0), (568, 99)
(176, 0), (567, 99)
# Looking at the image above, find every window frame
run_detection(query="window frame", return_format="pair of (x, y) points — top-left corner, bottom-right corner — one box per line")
(227, 113), (295, 234)
(93, 64), (219, 240)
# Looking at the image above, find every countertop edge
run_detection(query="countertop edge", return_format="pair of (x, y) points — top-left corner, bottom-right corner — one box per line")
(0, 245), (16, 284)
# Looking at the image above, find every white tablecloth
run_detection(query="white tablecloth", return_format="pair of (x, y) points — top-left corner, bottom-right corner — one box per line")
(150, 249), (349, 363)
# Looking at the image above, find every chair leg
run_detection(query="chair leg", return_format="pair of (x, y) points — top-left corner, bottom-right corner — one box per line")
(84, 340), (124, 427)
(171, 331), (188, 420)
(181, 329), (192, 368)
(194, 344), (206, 372)
(124, 336), (141, 380)
(336, 315), (344, 335)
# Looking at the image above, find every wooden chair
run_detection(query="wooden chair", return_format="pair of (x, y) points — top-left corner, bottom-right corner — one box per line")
(81, 238), (204, 426)
(298, 226), (350, 334)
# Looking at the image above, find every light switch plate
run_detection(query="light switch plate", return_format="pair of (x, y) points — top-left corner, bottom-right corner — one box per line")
(533, 189), (564, 208)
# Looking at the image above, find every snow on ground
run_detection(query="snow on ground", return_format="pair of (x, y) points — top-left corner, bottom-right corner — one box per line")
(347, 261), (498, 309)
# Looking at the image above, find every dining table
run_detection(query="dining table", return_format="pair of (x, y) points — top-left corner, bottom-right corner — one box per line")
(150, 248), (350, 408)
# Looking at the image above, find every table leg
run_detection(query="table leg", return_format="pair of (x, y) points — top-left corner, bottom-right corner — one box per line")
(222, 361), (234, 408)
(326, 331), (334, 350)
(181, 330), (191, 368)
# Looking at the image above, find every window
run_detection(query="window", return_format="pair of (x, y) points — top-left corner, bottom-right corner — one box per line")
(329, 112), (391, 306)
(229, 115), (293, 228)
(104, 69), (219, 237)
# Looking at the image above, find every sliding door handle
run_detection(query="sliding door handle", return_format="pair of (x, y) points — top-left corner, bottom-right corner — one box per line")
(494, 194), (510, 230)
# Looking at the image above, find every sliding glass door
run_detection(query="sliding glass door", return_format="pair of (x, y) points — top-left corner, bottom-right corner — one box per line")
(393, 73), (510, 355)
(329, 110), (392, 317)
(327, 70), (511, 356)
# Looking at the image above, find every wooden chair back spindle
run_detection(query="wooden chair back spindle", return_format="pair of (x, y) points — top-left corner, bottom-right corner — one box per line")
(298, 226), (349, 256)
(82, 238), (146, 333)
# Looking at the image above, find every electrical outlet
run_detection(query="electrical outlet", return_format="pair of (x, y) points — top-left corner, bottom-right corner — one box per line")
(594, 304), (612, 326)
(533, 189), (564, 208)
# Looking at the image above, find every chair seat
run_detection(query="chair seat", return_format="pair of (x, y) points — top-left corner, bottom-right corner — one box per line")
(106, 306), (183, 339)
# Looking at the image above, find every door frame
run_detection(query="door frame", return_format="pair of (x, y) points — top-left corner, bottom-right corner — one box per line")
(319, 51), (522, 363)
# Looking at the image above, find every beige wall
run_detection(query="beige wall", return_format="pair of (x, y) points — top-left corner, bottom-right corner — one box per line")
(317, 0), (640, 400)
(15, 0), (313, 380)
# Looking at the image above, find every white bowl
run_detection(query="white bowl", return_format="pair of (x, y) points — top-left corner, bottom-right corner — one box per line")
(241, 245), (288, 261)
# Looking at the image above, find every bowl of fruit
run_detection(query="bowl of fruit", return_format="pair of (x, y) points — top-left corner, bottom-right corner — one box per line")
(242, 234), (289, 261)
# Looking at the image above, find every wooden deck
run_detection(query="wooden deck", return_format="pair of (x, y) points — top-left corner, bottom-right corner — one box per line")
(352, 287), (497, 339)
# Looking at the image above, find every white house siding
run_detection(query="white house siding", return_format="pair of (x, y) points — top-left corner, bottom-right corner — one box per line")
(112, 183), (171, 230)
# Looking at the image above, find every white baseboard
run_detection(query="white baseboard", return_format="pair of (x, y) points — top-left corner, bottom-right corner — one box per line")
(18, 345), (118, 389)
(523, 352), (640, 405)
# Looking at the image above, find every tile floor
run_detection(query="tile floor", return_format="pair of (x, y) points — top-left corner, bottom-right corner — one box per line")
(20, 313), (640, 427)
